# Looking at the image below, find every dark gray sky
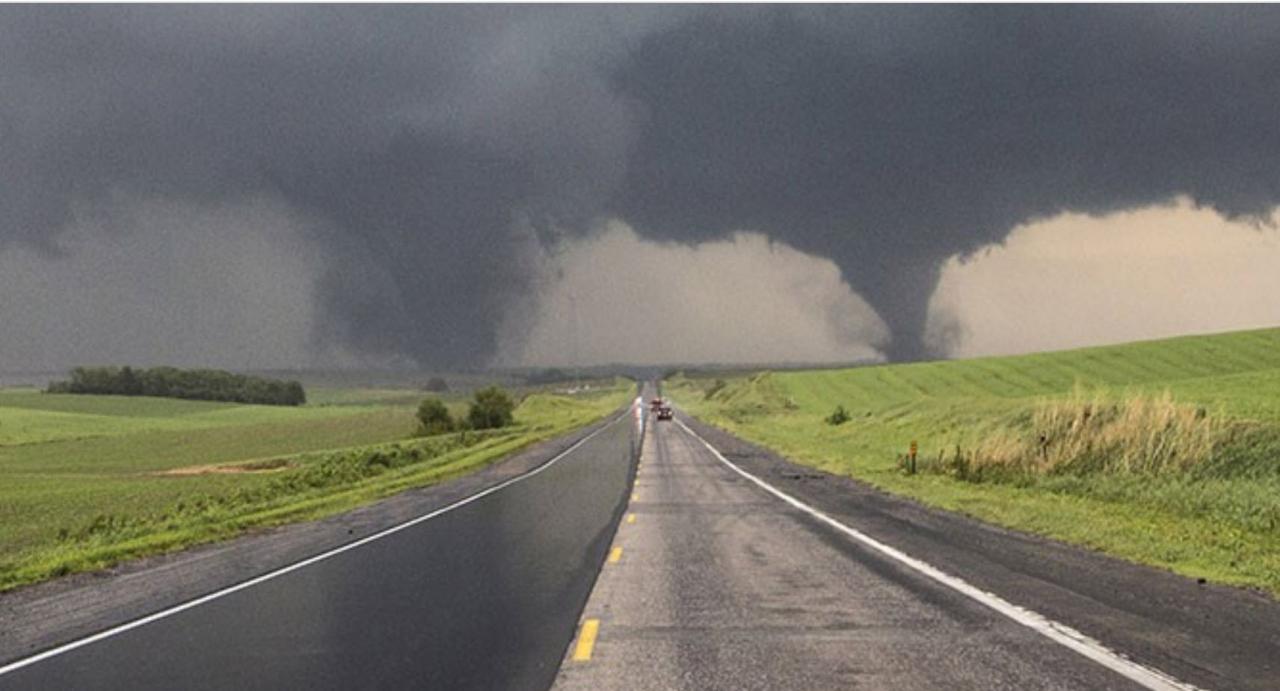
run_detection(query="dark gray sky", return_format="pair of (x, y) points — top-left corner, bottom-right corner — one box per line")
(4, 5), (1280, 370)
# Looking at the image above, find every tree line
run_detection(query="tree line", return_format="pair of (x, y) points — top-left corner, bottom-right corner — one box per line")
(47, 366), (306, 406)
(417, 386), (515, 435)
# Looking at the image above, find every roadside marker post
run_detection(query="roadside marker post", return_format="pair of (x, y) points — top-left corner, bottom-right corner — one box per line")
(909, 440), (918, 475)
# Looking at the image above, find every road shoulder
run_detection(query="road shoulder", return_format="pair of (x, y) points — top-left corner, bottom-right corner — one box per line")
(679, 414), (1280, 691)
(0, 415), (622, 667)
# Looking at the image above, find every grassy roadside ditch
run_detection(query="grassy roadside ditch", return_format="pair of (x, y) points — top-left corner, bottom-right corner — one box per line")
(0, 382), (634, 592)
(667, 328), (1280, 596)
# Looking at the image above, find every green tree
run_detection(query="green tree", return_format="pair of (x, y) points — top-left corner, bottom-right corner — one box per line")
(285, 381), (306, 406)
(118, 366), (142, 395)
(46, 366), (305, 406)
(416, 397), (455, 435)
(467, 386), (515, 430)
(423, 376), (449, 393)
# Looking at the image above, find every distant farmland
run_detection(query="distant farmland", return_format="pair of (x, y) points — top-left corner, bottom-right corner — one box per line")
(670, 327), (1280, 595)
(0, 381), (632, 590)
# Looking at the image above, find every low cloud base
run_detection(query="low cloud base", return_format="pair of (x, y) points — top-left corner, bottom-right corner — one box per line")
(927, 198), (1280, 358)
(506, 222), (889, 367)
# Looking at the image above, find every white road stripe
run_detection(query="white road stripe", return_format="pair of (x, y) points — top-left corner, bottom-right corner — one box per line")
(0, 412), (629, 678)
(675, 418), (1205, 691)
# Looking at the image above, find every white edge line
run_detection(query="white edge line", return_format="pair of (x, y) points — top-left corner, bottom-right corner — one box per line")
(674, 418), (1205, 691)
(0, 411), (630, 678)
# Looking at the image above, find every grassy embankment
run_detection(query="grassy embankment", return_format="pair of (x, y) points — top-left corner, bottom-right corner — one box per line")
(667, 328), (1280, 596)
(0, 380), (633, 591)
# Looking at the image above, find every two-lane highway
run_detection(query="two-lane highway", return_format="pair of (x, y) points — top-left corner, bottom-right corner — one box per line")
(8, 389), (1270, 690)
(1, 411), (638, 690)
(555, 411), (1194, 690)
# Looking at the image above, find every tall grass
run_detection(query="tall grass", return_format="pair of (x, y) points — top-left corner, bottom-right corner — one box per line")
(669, 327), (1280, 593)
(935, 389), (1231, 481)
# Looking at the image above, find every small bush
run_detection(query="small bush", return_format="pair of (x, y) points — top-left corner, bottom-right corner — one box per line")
(468, 386), (515, 430)
(423, 376), (450, 393)
(416, 397), (455, 436)
(825, 405), (851, 426)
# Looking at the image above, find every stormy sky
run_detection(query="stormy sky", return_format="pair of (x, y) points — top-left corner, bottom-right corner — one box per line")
(3, 5), (1280, 371)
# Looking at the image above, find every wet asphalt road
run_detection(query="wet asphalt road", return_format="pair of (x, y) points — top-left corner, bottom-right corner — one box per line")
(6, 389), (1276, 690)
(0, 414), (637, 691)
(554, 415), (1158, 690)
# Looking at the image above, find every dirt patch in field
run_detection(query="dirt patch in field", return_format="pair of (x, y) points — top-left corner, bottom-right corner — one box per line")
(159, 458), (295, 476)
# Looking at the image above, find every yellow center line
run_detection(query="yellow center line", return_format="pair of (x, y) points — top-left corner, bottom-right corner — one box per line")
(571, 619), (600, 662)
(607, 546), (623, 564)
(625, 513), (636, 524)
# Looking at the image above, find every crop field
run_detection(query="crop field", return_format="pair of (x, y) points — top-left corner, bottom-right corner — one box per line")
(668, 327), (1280, 595)
(0, 380), (633, 591)
(0, 388), (397, 446)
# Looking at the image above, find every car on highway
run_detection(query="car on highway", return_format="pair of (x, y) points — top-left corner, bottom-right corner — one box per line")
(656, 405), (674, 421)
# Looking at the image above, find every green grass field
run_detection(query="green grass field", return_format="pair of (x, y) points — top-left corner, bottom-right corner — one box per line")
(0, 381), (634, 591)
(668, 327), (1280, 596)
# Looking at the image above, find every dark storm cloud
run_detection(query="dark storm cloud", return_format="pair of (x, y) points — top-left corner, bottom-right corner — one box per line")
(4, 5), (1280, 366)
(609, 6), (1280, 358)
